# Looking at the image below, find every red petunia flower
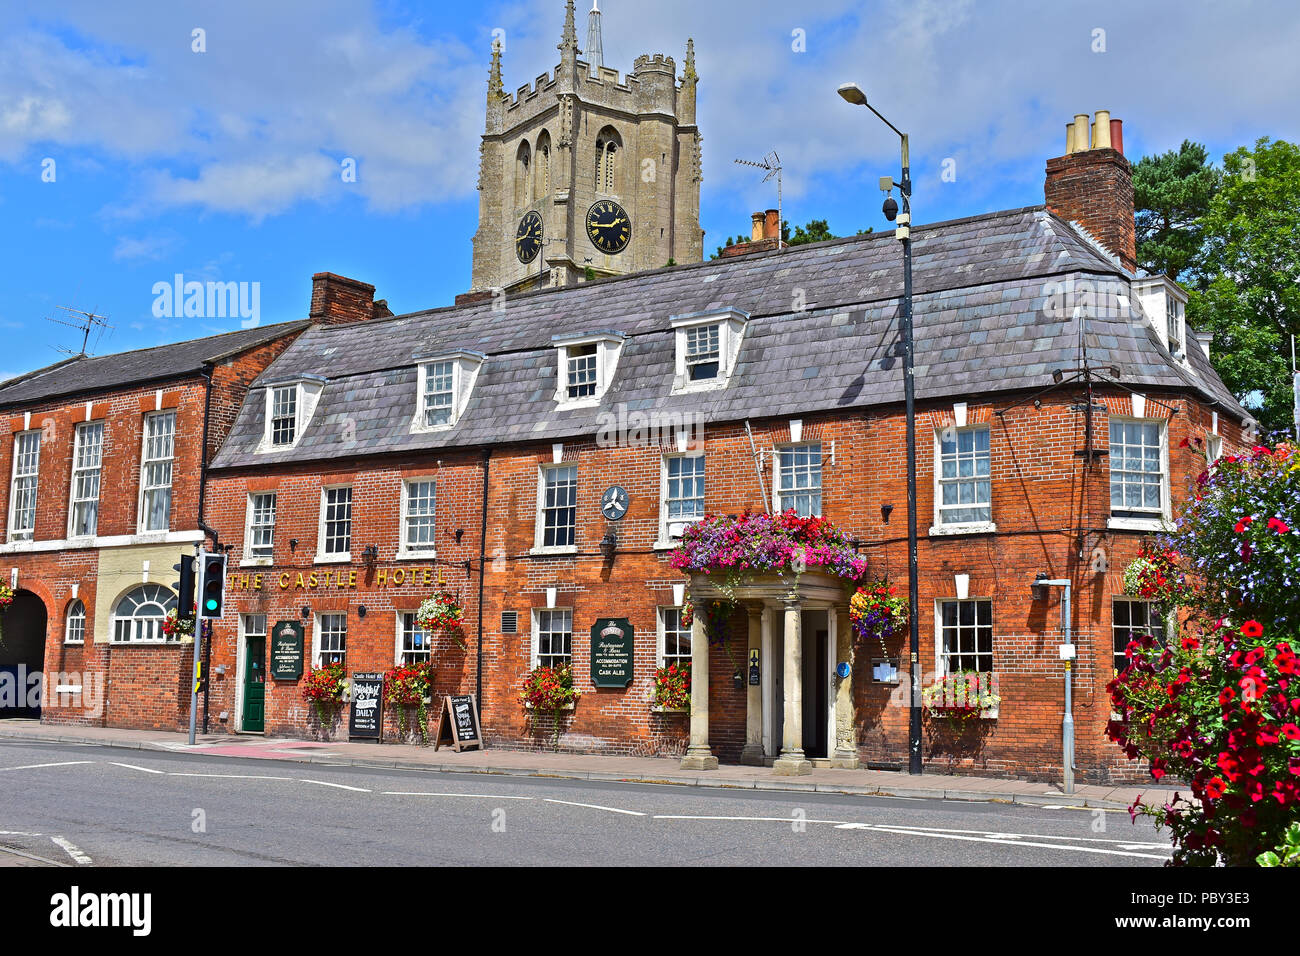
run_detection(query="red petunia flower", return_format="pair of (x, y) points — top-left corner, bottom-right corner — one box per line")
(1205, 777), (1227, 799)
(1240, 620), (1265, 639)
(1282, 724), (1300, 741)
(1234, 515), (1253, 534)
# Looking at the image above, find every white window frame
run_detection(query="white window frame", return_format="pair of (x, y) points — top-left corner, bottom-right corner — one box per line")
(317, 485), (353, 563)
(670, 309), (748, 394)
(1111, 598), (1167, 674)
(930, 425), (995, 535)
(67, 421), (104, 540)
(773, 442), (823, 517)
(551, 332), (624, 408)
(657, 606), (692, 669)
(1107, 417), (1171, 531)
(531, 607), (573, 670)
(244, 492), (276, 566)
(138, 410), (176, 535)
(1206, 433), (1224, 474)
(399, 478), (437, 557)
(8, 429), (41, 542)
(111, 583), (179, 645)
(533, 463), (579, 554)
(313, 612), (348, 668)
(64, 600), (86, 645)
(259, 378), (323, 453)
(410, 350), (484, 433)
(269, 385), (299, 447)
(934, 598), (994, 677)
(396, 611), (432, 665)
(658, 452), (705, 546)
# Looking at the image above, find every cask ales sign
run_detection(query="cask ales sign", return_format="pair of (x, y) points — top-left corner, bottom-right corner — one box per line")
(591, 618), (634, 689)
(270, 620), (304, 680)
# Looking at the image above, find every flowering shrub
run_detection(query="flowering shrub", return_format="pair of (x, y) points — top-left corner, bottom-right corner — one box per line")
(670, 511), (870, 595)
(1122, 545), (1184, 606)
(1258, 822), (1300, 867)
(1108, 442), (1300, 866)
(652, 662), (691, 710)
(416, 593), (466, 648)
(301, 662), (348, 727)
(161, 607), (196, 639)
(849, 581), (909, 645)
(520, 664), (581, 749)
(385, 661), (436, 744)
(922, 671), (1000, 721)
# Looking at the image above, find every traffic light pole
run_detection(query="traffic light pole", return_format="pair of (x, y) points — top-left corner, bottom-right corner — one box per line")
(188, 546), (205, 746)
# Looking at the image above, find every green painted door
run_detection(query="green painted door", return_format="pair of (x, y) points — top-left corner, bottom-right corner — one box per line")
(242, 637), (266, 733)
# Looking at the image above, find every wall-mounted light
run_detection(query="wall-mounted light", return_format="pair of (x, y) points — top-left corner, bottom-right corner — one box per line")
(357, 605), (368, 619)
(361, 545), (379, 567)
(1051, 369), (1064, 384)
(1030, 572), (1051, 603)
(881, 503), (894, 524)
(289, 538), (299, 552)
(300, 606), (311, 619)
(600, 531), (618, 562)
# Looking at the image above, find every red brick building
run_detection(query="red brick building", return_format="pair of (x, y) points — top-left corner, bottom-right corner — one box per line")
(191, 113), (1252, 783)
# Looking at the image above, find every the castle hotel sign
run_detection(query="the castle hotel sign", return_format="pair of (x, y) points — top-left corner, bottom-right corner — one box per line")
(227, 566), (444, 592)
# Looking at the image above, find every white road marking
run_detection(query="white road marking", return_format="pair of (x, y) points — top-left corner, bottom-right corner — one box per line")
(862, 824), (1169, 860)
(382, 792), (533, 800)
(657, 815), (849, 824)
(0, 761), (95, 772)
(50, 836), (92, 865)
(544, 799), (644, 816)
(299, 779), (371, 793)
(0, 830), (43, 836)
(166, 773), (293, 780)
(109, 762), (166, 774)
(874, 822), (1172, 849)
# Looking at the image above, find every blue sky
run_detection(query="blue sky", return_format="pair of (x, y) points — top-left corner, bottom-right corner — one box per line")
(1, 0), (1298, 378)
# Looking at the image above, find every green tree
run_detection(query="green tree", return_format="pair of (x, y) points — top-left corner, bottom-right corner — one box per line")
(710, 220), (872, 259)
(1132, 140), (1220, 280)
(1186, 138), (1300, 437)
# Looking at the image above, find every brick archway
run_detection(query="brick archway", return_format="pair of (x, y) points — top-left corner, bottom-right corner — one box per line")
(0, 589), (49, 717)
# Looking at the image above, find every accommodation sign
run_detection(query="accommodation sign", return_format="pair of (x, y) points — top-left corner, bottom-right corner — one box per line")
(591, 618), (634, 689)
(270, 620), (304, 680)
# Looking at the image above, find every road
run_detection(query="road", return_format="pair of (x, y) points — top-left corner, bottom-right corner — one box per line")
(0, 739), (1173, 867)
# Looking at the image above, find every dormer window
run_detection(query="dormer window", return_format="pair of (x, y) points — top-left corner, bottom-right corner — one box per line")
(671, 309), (748, 393)
(260, 376), (324, 453)
(270, 386), (298, 446)
(552, 332), (624, 407)
(1132, 276), (1188, 362)
(1165, 297), (1184, 355)
(410, 350), (484, 433)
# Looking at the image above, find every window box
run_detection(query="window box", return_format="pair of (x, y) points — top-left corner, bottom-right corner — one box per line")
(650, 705), (688, 714)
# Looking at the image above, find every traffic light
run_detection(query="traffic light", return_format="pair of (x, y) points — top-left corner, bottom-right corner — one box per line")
(172, 554), (196, 622)
(199, 552), (227, 619)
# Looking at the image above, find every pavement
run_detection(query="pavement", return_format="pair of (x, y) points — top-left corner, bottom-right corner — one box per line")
(0, 719), (1178, 810)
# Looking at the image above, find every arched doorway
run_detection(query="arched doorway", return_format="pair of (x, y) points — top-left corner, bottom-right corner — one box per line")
(0, 590), (47, 718)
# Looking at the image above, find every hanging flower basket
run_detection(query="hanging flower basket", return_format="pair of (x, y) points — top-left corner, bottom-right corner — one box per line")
(0, 582), (12, 647)
(416, 592), (466, 648)
(520, 664), (581, 749)
(1122, 544), (1184, 606)
(161, 606), (197, 639)
(301, 662), (348, 730)
(849, 581), (909, 646)
(385, 661), (436, 745)
(651, 662), (691, 712)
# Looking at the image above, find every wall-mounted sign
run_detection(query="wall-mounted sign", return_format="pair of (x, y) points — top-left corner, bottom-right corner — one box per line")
(226, 566), (446, 592)
(748, 648), (760, 686)
(872, 659), (900, 685)
(591, 618), (634, 688)
(348, 672), (384, 740)
(434, 694), (482, 752)
(269, 620), (304, 680)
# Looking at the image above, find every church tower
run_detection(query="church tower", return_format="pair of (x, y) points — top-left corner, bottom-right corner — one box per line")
(470, 0), (704, 293)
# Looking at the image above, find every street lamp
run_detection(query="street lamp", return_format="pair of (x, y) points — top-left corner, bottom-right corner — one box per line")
(839, 82), (921, 775)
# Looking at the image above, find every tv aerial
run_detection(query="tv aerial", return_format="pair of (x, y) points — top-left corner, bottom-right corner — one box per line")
(735, 151), (784, 249)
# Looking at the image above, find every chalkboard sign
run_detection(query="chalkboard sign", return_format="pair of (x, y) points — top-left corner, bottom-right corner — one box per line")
(270, 620), (304, 680)
(348, 672), (384, 740)
(591, 618), (634, 689)
(434, 694), (482, 752)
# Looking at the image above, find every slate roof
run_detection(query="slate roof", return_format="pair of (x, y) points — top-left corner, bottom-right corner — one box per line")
(210, 206), (1251, 470)
(0, 322), (310, 408)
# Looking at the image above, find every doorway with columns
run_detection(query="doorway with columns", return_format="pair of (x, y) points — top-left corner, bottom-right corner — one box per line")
(679, 571), (860, 775)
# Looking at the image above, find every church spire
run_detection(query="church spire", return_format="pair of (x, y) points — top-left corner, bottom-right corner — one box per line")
(559, 0), (580, 59)
(488, 35), (503, 98)
(684, 37), (697, 83)
(586, 0), (604, 75)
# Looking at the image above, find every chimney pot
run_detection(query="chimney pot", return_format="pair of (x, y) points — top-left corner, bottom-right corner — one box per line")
(1072, 114), (1091, 154)
(764, 209), (780, 241)
(1109, 118), (1124, 156)
(1092, 111), (1112, 149)
(751, 212), (765, 243)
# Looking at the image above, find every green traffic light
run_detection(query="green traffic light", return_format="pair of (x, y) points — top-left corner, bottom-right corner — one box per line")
(205, 598), (218, 611)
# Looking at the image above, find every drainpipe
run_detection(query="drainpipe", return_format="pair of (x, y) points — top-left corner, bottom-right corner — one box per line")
(476, 447), (492, 714)
(198, 367), (215, 735)
(1035, 576), (1075, 794)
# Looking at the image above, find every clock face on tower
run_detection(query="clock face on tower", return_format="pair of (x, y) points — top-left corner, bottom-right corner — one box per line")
(586, 200), (631, 255)
(516, 211), (543, 264)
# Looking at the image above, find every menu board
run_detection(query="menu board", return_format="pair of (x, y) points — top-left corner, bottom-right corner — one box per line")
(348, 672), (384, 740)
(591, 618), (634, 689)
(434, 694), (482, 752)
(269, 620), (304, 680)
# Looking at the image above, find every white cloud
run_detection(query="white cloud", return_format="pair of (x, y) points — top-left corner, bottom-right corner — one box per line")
(112, 233), (179, 262)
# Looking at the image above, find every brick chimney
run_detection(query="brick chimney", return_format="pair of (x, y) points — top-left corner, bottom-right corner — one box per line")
(720, 209), (782, 258)
(1044, 111), (1136, 274)
(309, 272), (393, 325)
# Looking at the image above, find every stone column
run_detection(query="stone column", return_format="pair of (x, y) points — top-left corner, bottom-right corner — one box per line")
(831, 606), (861, 769)
(773, 597), (811, 775)
(740, 605), (764, 765)
(679, 608), (717, 770)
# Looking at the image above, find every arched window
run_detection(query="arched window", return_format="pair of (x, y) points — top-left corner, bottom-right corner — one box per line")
(515, 141), (532, 208)
(112, 584), (177, 644)
(595, 126), (621, 194)
(536, 131), (552, 199)
(64, 600), (86, 645)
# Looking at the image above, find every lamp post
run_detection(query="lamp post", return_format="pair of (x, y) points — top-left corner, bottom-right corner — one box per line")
(838, 83), (921, 775)
(1032, 573), (1075, 795)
